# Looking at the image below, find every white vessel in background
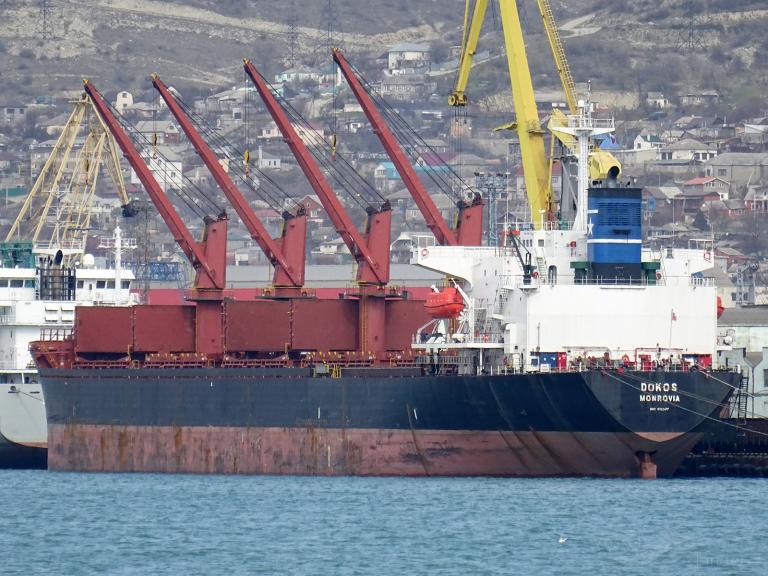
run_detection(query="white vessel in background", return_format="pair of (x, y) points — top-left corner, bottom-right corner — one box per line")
(0, 228), (136, 468)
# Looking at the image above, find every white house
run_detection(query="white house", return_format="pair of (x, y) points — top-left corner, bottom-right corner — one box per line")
(257, 146), (281, 170)
(258, 121), (281, 140)
(645, 92), (669, 109)
(275, 66), (322, 84)
(114, 91), (134, 115)
(658, 138), (717, 162)
(387, 43), (431, 74)
(633, 134), (663, 151)
(131, 146), (183, 192)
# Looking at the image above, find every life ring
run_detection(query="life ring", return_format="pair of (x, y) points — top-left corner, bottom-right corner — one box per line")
(704, 251), (711, 261)
(532, 271), (539, 279)
(656, 272), (662, 280)
(421, 248), (429, 257)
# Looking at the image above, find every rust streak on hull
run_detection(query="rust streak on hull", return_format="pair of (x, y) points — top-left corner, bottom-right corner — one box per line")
(48, 424), (701, 478)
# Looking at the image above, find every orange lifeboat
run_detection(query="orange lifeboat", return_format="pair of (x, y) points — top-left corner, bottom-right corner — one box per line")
(425, 287), (465, 319)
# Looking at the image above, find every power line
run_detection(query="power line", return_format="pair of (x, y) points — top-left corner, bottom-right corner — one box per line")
(37, 0), (55, 40)
(676, 0), (706, 53)
(286, 3), (300, 68)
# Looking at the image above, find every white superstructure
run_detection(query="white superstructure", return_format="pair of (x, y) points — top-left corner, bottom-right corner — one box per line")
(413, 207), (718, 376)
(0, 228), (137, 452)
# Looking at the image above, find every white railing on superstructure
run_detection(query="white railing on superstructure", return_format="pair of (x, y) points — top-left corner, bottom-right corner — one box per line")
(691, 277), (715, 287)
(541, 221), (573, 231)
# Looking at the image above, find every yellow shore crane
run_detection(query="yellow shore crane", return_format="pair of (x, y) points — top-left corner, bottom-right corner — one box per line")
(5, 94), (130, 255)
(449, 0), (621, 227)
(537, 1), (621, 183)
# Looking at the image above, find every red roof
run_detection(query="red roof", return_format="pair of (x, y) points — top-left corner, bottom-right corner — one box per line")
(684, 176), (715, 186)
(299, 195), (323, 211)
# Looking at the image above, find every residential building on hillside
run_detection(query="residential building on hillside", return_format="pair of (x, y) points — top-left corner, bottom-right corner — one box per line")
(131, 146), (183, 192)
(645, 92), (669, 109)
(634, 134), (663, 151)
(745, 186), (768, 212)
(681, 176), (729, 200)
(679, 91), (720, 107)
(133, 120), (181, 146)
(256, 146), (281, 170)
(114, 91), (134, 115)
(673, 186), (721, 221)
(1, 104), (26, 125)
(387, 43), (431, 74)
(379, 74), (434, 100)
(704, 152), (768, 189)
(658, 138), (717, 162)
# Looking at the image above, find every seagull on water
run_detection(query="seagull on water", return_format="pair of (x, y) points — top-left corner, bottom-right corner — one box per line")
(558, 536), (568, 544)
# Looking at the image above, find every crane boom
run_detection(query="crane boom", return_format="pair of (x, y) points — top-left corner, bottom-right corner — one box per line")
(6, 100), (86, 242)
(243, 59), (390, 286)
(333, 48), (483, 246)
(84, 79), (226, 291)
(450, 0), (551, 227)
(536, 0), (577, 113)
(152, 74), (306, 288)
(536, 0), (621, 181)
(449, 0), (491, 107)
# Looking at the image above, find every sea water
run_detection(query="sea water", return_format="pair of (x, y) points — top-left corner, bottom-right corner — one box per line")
(1, 471), (764, 575)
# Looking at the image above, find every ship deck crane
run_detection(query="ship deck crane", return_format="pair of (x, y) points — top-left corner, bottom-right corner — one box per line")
(333, 48), (483, 247)
(243, 59), (390, 288)
(244, 59), (393, 355)
(84, 79), (228, 356)
(152, 74), (307, 293)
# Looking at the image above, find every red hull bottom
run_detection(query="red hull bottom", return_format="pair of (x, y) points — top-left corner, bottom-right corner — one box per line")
(48, 424), (701, 478)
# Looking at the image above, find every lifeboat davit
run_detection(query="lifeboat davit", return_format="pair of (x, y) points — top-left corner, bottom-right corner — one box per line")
(717, 295), (724, 318)
(425, 287), (465, 319)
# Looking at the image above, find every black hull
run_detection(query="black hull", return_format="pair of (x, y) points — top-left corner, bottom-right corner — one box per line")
(40, 367), (737, 477)
(0, 434), (47, 469)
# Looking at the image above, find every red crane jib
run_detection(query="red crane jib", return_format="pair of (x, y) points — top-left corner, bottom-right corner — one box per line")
(243, 59), (390, 286)
(152, 74), (307, 289)
(332, 48), (484, 247)
(83, 79), (227, 293)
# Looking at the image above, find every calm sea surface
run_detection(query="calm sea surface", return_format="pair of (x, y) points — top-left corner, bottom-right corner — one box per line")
(1, 471), (764, 575)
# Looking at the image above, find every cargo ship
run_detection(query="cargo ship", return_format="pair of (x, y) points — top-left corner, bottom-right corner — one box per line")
(30, 61), (740, 478)
(30, 181), (739, 478)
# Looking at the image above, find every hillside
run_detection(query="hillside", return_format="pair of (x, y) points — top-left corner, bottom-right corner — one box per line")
(0, 0), (766, 117)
